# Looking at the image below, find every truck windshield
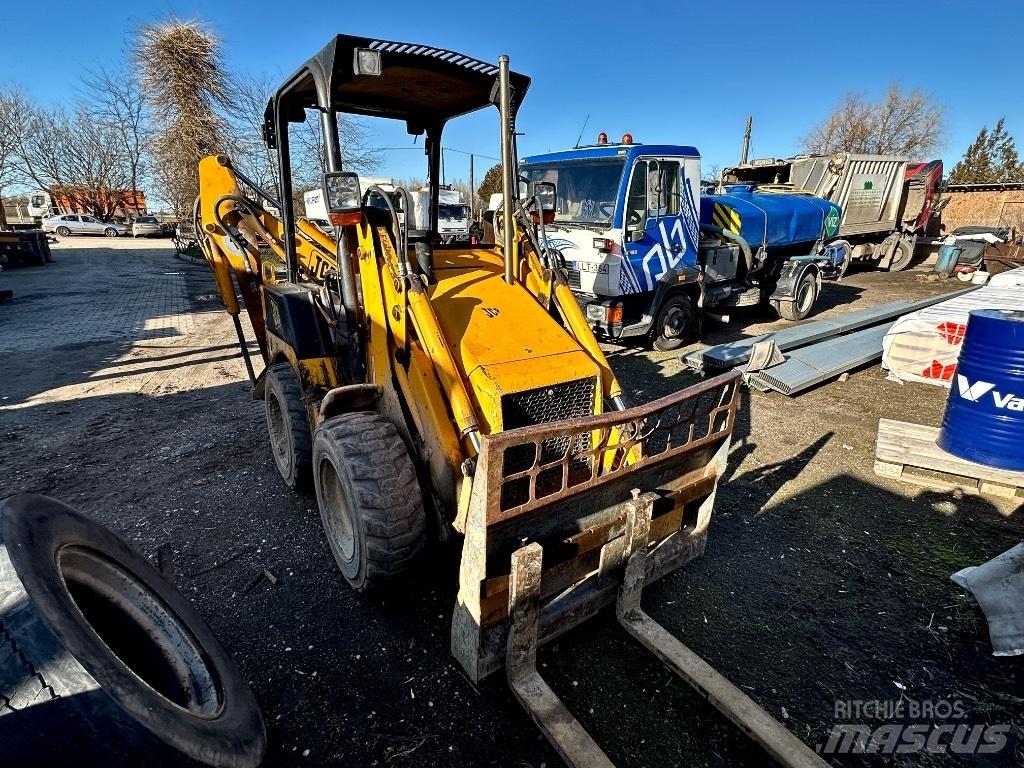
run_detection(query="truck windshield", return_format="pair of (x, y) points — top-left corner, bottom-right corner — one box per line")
(523, 158), (625, 225)
(439, 204), (467, 220)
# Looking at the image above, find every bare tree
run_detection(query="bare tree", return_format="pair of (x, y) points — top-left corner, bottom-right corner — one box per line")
(0, 88), (31, 226)
(802, 86), (945, 159)
(134, 17), (232, 216)
(83, 65), (150, 216)
(228, 74), (380, 209)
(14, 105), (133, 219)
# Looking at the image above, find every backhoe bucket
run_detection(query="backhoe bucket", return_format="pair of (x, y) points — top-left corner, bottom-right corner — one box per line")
(451, 370), (741, 682)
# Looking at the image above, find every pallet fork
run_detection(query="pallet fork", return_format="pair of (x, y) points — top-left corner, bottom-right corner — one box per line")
(506, 495), (827, 768)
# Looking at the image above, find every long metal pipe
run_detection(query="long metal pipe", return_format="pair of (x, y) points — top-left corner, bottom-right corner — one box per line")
(498, 55), (515, 284)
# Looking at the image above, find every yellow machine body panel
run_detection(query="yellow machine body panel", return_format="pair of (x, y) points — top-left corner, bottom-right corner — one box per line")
(428, 249), (602, 434)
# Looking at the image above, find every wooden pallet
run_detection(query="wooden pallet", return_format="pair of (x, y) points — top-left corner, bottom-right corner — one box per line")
(875, 418), (1024, 500)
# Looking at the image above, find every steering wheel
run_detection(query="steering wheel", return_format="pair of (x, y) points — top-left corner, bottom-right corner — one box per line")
(598, 201), (615, 219)
(627, 209), (643, 227)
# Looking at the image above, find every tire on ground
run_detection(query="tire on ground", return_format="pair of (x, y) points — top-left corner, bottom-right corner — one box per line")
(313, 412), (427, 593)
(0, 493), (265, 767)
(650, 293), (698, 351)
(777, 269), (819, 321)
(265, 362), (312, 489)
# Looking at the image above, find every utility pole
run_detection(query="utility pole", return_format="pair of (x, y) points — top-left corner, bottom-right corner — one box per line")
(740, 116), (752, 164)
(469, 153), (475, 220)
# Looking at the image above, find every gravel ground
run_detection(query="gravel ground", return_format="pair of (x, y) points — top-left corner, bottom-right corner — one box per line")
(0, 239), (1021, 766)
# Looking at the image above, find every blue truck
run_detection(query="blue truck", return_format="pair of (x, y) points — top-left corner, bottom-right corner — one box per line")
(521, 138), (847, 349)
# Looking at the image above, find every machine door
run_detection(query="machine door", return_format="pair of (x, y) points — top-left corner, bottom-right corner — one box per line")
(620, 158), (699, 293)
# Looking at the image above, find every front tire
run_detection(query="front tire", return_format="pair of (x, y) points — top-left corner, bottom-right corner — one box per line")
(313, 412), (426, 593)
(777, 270), (819, 321)
(104, 227), (118, 238)
(651, 293), (697, 351)
(265, 363), (312, 489)
(56, 226), (70, 237)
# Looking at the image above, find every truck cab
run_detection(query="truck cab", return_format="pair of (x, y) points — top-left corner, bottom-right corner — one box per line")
(522, 138), (845, 349)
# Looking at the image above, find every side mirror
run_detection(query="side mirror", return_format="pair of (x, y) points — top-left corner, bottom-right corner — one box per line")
(323, 172), (362, 223)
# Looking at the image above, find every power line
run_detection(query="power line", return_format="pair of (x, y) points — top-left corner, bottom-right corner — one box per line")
(372, 146), (500, 162)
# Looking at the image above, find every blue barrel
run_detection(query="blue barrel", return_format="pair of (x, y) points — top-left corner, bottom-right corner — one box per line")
(938, 309), (1024, 470)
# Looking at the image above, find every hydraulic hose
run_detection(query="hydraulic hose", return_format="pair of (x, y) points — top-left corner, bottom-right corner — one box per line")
(701, 223), (754, 273)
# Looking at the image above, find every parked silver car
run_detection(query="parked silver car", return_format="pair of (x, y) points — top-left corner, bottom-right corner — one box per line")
(42, 214), (127, 238)
(131, 215), (163, 237)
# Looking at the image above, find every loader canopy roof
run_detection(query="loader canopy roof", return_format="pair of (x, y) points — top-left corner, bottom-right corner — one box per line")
(267, 34), (531, 138)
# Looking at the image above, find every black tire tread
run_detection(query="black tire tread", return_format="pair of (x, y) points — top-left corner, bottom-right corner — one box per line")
(316, 412), (426, 588)
(266, 363), (312, 489)
(0, 618), (57, 713)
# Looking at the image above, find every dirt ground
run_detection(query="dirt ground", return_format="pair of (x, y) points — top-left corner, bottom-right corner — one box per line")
(1, 238), (1021, 767)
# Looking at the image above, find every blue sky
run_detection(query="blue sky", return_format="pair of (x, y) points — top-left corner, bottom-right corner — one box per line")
(5, 0), (1022, 189)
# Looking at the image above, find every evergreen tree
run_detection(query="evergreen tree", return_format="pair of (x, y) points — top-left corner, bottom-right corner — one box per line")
(476, 163), (503, 205)
(950, 118), (1024, 183)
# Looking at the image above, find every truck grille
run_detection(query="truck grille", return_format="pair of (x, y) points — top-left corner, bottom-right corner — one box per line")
(566, 268), (581, 290)
(500, 378), (596, 507)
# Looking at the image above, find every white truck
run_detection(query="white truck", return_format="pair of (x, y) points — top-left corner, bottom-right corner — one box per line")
(409, 187), (470, 242)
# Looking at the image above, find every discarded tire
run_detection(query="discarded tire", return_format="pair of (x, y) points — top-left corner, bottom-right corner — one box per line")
(0, 493), (266, 767)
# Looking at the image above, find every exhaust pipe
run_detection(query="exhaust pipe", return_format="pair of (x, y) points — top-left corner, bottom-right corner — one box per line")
(498, 55), (515, 284)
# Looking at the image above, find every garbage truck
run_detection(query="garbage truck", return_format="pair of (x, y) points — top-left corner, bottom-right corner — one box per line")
(721, 154), (945, 271)
(521, 136), (846, 350)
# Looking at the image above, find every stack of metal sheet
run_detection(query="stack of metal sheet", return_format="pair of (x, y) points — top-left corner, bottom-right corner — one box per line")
(683, 289), (976, 396)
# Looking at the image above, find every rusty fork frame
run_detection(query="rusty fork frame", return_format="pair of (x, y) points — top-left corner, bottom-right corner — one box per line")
(506, 492), (829, 768)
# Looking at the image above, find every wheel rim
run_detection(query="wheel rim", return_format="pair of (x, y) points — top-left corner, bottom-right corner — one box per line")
(267, 392), (291, 474)
(797, 279), (815, 313)
(106, 228), (117, 237)
(662, 305), (687, 340)
(57, 227), (69, 236)
(58, 546), (223, 716)
(318, 458), (356, 564)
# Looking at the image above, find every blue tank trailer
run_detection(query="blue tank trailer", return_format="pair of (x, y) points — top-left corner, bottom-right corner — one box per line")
(521, 139), (848, 350)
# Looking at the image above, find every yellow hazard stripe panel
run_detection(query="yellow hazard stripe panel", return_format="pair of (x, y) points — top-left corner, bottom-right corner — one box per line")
(713, 203), (741, 233)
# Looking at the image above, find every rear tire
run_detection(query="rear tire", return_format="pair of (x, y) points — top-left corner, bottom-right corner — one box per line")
(0, 493), (266, 767)
(887, 238), (914, 271)
(651, 293), (697, 351)
(56, 226), (70, 237)
(313, 412), (426, 593)
(265, 363), (312, 489)
(777, 270), (819, 321)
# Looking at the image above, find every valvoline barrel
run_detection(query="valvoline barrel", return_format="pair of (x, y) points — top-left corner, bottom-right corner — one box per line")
(938, 309), (1024, 470)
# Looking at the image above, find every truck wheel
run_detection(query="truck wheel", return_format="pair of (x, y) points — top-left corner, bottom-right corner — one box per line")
(651, 294), (697, 351)
(265, 363), (312, 490)
(313, 412), (426, 593)
(887, 238), (914, 271)
(56, 226), (70, 237)
(777, 270), (818, 321)
(0, 494), (266, 767)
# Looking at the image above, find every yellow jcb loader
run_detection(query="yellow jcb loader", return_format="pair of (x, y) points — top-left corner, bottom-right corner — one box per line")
(196, 34), (826, 768)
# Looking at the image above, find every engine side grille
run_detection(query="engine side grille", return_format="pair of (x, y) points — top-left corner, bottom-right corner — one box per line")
(566, 268), (581, 290)
(500, 378), (596, 506)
